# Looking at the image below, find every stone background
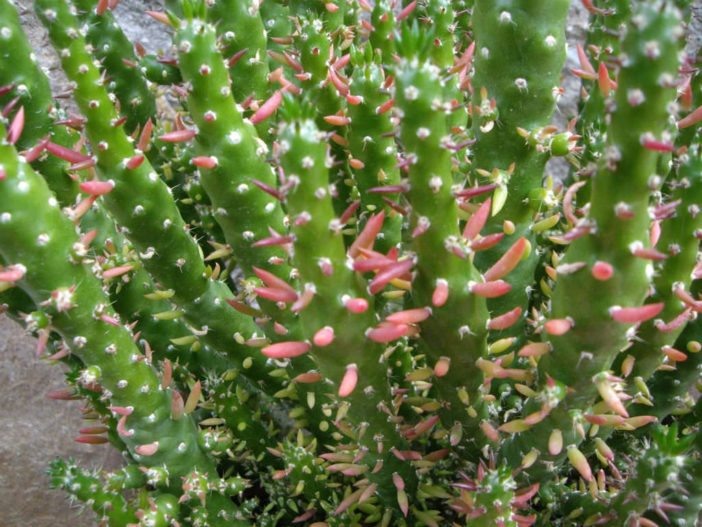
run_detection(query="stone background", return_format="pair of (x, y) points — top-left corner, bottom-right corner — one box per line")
(0, 1), (697, 526)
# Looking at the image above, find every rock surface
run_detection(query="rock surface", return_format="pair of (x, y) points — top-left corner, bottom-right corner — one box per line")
(0, 315), (124, 527)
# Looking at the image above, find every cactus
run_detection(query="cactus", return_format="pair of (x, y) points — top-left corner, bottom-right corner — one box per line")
(0, 0), (701, 525)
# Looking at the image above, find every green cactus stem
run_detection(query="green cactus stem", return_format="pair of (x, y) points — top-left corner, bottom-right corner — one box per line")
(0, 0), (80, 204)
(73, 0), (156, 133)
(34, 0), (282, 394)
(368, 0), (396, 62)
(48, 458), (139, 526)
(394, 24), (490, 441)
(204, 0), (272, 105)
(502, 0), (684, 475)
(617, 157), (702, 383)
(173, 8), (289, 283)
(471, 0), (570, 224)
(471, 0), (570, 345)
(174, 6), (349, 449)
(277, 106), (417, 514)
(0, 119), (214, 484)
(345, 45), (403, 254)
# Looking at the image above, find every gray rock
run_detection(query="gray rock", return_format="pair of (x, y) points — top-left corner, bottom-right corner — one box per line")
(0, 316), (123, 527)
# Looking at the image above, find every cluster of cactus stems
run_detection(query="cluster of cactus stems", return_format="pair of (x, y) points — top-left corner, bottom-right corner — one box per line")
(1, 0), (702, 524)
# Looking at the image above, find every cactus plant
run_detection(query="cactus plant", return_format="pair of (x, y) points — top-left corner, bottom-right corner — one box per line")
(1, 0), (701, 525)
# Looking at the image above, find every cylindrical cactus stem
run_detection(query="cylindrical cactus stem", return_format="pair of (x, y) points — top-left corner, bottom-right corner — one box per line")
(421, 0), (468, 136)
(167, 0), (271, 107)
(471, 0), (570, 343)
(0, 77), (216, 376)
(541, 1), (682, 396)
(0, 25), (213, 381)
(423, 0), (453, 69)
(502, 1), (684, 470)
(173, 11), (289, 282)
(368, 0), (396, 62)
(0, 0), (52, 144)
(573, 1), (631, 178)
(276, 106), (416, 513)
(288, 0), (346, 30)
(618, 57), (701, 387)
(72, 0), (156, 134)
(292, 15), (344, 134)
(2, 131), (251, 524)
(48, 458), (138, 526)
(204, 0), (272, 105)
(34, 0), (281, 391)
(0, 0), (79, 205)
(393, 25), (490, 438)
(137, 53), (182, 85)
(173, 12), (341, 444)
(0, 87), (196, 383)
(0, 89), (215, 380)
(454, 0), (473, 37)
(606, 61), (701, 389)
(617, 159), (702, 383)
(282, 13), (353, 220)
(471, 0), (570, 225)
(259, 0), (292, 61)
(345, 46), (403, 253)
(0, 126), (215, 485)
(35, 0), (205, 300)
(585, 0), (632, 54)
